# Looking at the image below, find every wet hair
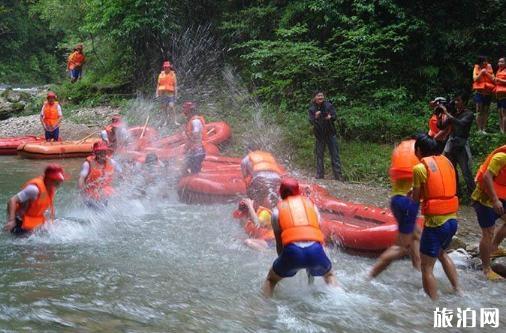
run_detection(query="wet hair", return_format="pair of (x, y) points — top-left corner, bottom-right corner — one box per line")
(476, 55), (488, 66)
(453, 91), (470, 104)
(414, 133), (438, 157)
(145, 153), (159, 164)
(246, 142), (262, 152)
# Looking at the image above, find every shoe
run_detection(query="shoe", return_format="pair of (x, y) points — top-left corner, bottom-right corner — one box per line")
(482, 130), (488, 134)
(490, 247), (506, 258)
(485, 270), (504, 281)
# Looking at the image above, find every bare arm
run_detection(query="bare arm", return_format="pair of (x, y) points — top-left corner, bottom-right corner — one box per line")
(411, 186), (421, 203)
(78, 161), (90, 190)
(4, 195), (20, 231)
(244, 198), (260, 226)
(271, 209), (283, 255)
(483, 170), (504, 216)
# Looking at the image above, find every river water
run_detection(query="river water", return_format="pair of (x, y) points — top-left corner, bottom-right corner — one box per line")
(0, 156), (505, 332)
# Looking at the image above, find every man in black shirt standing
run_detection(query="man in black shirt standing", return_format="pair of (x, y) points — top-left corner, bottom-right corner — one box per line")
(308, 92), (343, 180)
(439, 93), (476, 197)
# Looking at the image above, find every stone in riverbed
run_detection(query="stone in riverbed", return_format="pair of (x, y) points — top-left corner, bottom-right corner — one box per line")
(491, 256), (506, 278)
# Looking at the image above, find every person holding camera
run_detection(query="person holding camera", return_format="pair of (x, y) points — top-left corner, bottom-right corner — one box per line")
(437, 93), (476, 197)
(308, 92), (343, 180)
(428, 97), (451, 154)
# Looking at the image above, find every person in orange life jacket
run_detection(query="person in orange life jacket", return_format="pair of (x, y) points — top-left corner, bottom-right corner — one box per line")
(40, 91), (62, 142)
(101, 115), (129, 151)
(156, 61), (178, 126)
(412, 134), (460, 300)
(471, 145), (506, 281)
(182, 102), (206, 174)
(78, 142), (122, 208)
(241, 145), (283, 208)
(495, 58), (506, 133)
(428, 97), (451, 154)
(473, 56), (495, 133)
(369, 138), (421, 279)
(308, 91), (343, 180)
(4, 164), (65, 235)
(262, 178), (337, 297)
(67, 44), (85, 83)
(438, 93), (475, 198)
(235, 191), (280, 251)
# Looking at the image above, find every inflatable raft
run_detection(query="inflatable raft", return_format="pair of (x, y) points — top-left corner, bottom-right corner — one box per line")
(232, 188), (423, 252)
(178, 156), (246, 204)
(17, 138), (101, 159)
(158, 122), (231, 148)
(0, 136), (45, 155)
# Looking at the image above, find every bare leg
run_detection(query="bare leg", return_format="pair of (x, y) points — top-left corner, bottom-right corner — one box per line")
(369, 245), (408, 279)
(482, 104), (490, 130)
(438, 251), (460, 294)
(410, 226), (422, 271)
(476, 103), (483, 131)
(480, 226), (495, 274)
(492, 223), (506, 250)
(323, 270), (338, 287)
(244, 239), (269, 251)
(369, 231), (415, 278)
(499, 108), (506, 133)
(262, 269), (283, 297)
(421, 254), (438, 300)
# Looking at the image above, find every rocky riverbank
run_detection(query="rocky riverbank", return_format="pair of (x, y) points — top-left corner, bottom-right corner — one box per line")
(0, 105), (121, 140)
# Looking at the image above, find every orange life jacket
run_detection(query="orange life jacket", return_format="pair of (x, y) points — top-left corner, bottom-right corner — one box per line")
(428, 115), (439, 138)
(494, 68), (506, 97)
(42, 102), (60, 127)
(185, 115), (207, 150)
(19, 177), (54, 231)
(473, 64), (495, 94)
(67, 51), (85, 70)
(248, 151), (283, 175)
(420, 155), (459, 215)
(84, 156), (115, 201)
(157, 71), (176, 93)
(475, 145), (506, 199)
(389, 140), (419, 182)
(277, 195), (324, 246)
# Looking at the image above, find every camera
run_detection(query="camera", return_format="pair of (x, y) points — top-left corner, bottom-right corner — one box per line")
(432, 97), (456, 116)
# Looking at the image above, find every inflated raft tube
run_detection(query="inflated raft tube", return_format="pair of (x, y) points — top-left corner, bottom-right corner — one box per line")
(157, 122), (232, 148)
(124, 143), (221, 162)
(178, 170), (246, 204)
(17, 138), (101, 159)
(318, 196), (424, 251)
(0, 136), (45, 155)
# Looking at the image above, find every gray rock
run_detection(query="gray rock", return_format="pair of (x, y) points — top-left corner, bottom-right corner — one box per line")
(491, 256), (506, 278)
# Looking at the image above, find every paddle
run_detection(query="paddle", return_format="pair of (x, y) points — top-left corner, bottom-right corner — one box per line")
(76, 132), (96, 144)
(139, 115), (150, 139)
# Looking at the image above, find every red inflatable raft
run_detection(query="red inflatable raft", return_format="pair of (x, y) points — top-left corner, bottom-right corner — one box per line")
(0, 136), (45, 155)
(178, 156), (246, 204)
(157, 122), (231, 148)
(17, 138), (101, 159)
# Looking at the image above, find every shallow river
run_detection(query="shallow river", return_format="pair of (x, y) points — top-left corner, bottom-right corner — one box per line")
(0, 156), (504, 332)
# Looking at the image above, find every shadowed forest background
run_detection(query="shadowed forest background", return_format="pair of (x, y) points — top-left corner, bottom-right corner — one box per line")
(1, 0), (505, 184)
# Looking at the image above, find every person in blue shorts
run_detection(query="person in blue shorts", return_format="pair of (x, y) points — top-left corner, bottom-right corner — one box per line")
(369, 139), (421, 278)
(412, 134), (460, 300)
(262, 178), (337, 297)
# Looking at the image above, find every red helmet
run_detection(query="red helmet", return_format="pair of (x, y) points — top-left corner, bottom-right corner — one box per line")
(93, 141), (110, 152)
(44, 164), (65, 181)
(279, 177), (300, 199)
(163, 61), (171, 68)
(47, 91), (56, 98)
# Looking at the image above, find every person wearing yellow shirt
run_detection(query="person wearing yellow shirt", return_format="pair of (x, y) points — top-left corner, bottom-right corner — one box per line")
(235, 198), (276, 251)
(369, 139), (421, 279)
(472, 146), (506, 281)
(412, 134), (460, 300)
